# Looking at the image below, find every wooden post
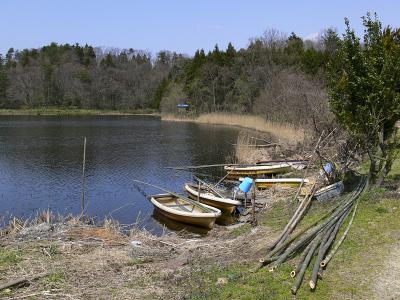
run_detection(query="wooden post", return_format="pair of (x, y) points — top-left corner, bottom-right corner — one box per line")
(244, 193), (247, 209)
(197, 180), (201, 202)
(252, 184), (257, 226)
(81, 137), (87, 216)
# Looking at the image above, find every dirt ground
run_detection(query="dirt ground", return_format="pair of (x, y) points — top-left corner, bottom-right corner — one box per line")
(373, 243), (400, 300)
(0, 219), (276, 299)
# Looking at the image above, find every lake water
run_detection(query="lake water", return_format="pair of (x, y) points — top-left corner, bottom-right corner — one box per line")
(0, 115), (239, 233)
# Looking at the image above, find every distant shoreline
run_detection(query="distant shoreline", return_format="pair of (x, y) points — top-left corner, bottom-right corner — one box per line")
(161, 113), (306, 143)
(0, 108), (160, 116)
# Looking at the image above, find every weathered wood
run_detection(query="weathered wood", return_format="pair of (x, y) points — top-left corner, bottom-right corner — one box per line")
(0, 272), (50, 291)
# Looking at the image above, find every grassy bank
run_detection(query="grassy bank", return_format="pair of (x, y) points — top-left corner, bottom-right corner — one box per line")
(0, 107), (159, 116)
(185, 161), (400, 300)
(162, 113), (306, 143)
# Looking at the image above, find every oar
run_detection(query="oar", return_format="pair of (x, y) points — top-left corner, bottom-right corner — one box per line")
(165, 163), (244, 170)
(192, 175), (225, 198)
(133, 180), (215, 213)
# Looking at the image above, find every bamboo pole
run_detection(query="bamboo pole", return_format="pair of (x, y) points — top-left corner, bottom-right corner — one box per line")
(291, 232), (324, 295)
(274, 185), (316, 249)
(81, 137), (87, 216)
(267, 190), (312, 251)
(290, 240), (314, 278)
(261, 187), (361, 268)
(269, 211), (340, 272)
(320, 198), (360, 268)
(310, 206), (351, 289)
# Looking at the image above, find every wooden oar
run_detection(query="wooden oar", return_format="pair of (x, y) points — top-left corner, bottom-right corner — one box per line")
(192, 175), (225, 198)
(165, 163), (241, 170)
(133, 180), (215, 213)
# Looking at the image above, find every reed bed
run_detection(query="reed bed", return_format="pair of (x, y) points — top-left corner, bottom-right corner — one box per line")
(162, 113), (305, 142)
(234, 131), (270, 164)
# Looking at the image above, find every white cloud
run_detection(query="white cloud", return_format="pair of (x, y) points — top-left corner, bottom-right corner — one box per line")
(304, 31), (321, 42)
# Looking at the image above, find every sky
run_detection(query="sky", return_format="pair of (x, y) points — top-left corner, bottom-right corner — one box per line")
(1, 0), (399, 56)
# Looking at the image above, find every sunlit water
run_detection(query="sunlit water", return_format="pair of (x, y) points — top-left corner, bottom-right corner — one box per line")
(0, 115), (240, 234)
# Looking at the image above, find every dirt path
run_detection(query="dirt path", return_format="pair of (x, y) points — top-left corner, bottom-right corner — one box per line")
(374, 243), (400, 300)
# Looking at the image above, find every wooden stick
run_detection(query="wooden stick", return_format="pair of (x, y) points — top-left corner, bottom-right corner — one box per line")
(193, 175), (224, 198)
(0, 272), (50, 291)
(256, 159), (309, 165)
(213, 170), (232, 188)
(81, 137), (87, 216)
(197, 180), (201, 202)
(252, 184), (256, 226)
(165, 163), (234, 170)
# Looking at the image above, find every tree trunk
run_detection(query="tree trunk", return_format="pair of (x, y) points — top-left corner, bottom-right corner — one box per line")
(368, 149), (379, 186)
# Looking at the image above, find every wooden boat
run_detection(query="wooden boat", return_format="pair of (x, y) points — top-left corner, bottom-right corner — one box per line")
(149, 193), (221, 229)
(256, 159), (309, 167)
(184, 183), (242, 214)
(240, 177), (309, 189)
(314, 181), (344, 202)
(224, 163), (292, 179)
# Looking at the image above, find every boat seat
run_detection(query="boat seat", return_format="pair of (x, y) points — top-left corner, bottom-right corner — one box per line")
(165, 203), (195, 212)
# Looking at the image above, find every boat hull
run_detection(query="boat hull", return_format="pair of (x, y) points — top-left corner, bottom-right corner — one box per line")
(187, 194), (236, 214)
(153, 206), (217, 229)
(254, 181), (303, 189)
(239, 178), (309, 189)
(150, 195), (221, 229)
(225, 165), (292, 179)
(184, 184), (241, 214)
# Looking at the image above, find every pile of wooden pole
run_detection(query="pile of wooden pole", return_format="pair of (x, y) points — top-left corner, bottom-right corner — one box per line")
(257, 177), (367, 294)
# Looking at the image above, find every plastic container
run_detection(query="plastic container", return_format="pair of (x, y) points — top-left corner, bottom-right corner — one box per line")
(239, 177), (253, 193)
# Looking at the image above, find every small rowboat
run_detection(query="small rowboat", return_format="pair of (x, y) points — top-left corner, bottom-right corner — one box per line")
(184, 183), (242, 214)
(150, 194), (222, 229)
(240, 178), (309, 189)
(224, 163), (292, 179)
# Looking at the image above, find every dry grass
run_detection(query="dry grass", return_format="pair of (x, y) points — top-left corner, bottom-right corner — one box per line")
(234, 131), (273, 164)
(161, 113), (306, 143)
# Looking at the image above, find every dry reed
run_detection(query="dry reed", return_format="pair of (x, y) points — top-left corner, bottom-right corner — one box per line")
(162, 113), (305, 142)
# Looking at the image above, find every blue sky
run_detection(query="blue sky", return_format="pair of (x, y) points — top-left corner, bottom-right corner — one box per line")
(1, 0), (399, 56)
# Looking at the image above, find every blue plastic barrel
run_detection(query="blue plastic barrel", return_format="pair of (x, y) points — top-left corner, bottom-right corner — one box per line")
(239, 177), (253, 193)
(323, 163), (333, 174)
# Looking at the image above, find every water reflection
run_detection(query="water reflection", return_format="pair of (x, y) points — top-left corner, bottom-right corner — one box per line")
(0, 115), (240, 234)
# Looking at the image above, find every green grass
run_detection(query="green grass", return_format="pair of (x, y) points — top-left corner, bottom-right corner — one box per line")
(41, 272), (65, 285)
(0, 248), (23, 269)
(126, 257), (154, 266)
(230, 223), (252, 236)
(186, 181), (400, 299)
(0, 107), (159, 116)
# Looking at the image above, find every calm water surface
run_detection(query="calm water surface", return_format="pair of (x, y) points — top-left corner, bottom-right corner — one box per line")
(0, 115), (239, 233)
